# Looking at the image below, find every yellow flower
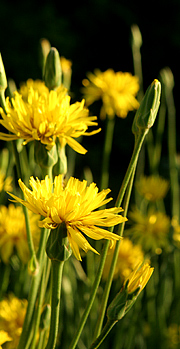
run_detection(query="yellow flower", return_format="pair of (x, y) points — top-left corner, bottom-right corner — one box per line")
(125, 206), (171, 254)
(135, 175), (169, 201)
(0, 331), (12, 348)
(82, 69), (139, 119)
(124, 262), (154, 295)
(0, 204), (40, 263)
(0, 172), (13, 193)
(0, 80), (100, 154)
(0, 294), (27, 349)
(61, 56), (72, 74)
(8, 175), (127, 261)
(103, 238), (144, 281)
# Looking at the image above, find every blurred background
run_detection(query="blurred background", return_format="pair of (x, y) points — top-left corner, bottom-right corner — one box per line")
(0, 0), (180, 195)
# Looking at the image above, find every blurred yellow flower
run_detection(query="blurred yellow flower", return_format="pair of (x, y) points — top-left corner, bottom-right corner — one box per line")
(0, 331), (12, 348)
(0, 79), (100, 154)
(135, 175), (169, 201)
(82, 69), (139, 119)
(125, 207), (171, 254)
(8, 175), (127, 261)
(124, 261), (154, 295)
(103, 238), (144, 281)
(0, 204), (40, 263)
(0, 172), (13, 193)
(172, 217), (180, 248)
(167, 323), (180, 348)
(0, 294), (27, 349)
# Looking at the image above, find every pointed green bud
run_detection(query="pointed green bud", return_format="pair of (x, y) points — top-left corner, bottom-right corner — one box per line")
(46, 223), (72, 262)
(0, 53), (7, 92)
(132, 79), (161, 135)
(44, 47), (62, 90)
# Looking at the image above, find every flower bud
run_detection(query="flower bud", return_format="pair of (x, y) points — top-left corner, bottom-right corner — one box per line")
(0, 53), (7, 92)
(132, 79), (161, 135)
(44, 47), (62, 90)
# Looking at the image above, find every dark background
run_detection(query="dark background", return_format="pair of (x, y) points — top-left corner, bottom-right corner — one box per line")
(0, 0), (180, 195)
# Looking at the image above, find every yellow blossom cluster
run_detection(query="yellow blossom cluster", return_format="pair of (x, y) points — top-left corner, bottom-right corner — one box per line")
(0, 204), (40, 263)
(82, 68), (139, 119)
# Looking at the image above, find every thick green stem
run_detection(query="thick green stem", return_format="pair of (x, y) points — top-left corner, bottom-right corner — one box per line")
(45, 260), (64, 349)
(100, 117), (115, 191)
(90, 319), (117, 349)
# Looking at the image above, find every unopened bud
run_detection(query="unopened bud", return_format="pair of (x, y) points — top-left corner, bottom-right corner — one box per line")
(44, 47), (62, 90)
(132, 79), (161, 135)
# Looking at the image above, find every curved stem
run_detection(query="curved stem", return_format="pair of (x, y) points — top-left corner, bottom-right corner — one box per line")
(45, 260), (64, 349)
(90, 319), (117, 349)
(69, 241), (110, 349)
(93, 165), (137, 338)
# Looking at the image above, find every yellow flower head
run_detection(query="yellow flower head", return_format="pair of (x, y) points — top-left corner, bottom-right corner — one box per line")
(0, 172), (13, 193)
(82, 69), (139, 119)
(103, 238), (144, 281)
(0, 79), (101, 154)
(135, 175), (169, 201)
(0, 204), (40, 263)
(0, 294), (27, 349)
(124, 262), (154, 295)
(126, 206), (171, 254)
(8, 175), (127, 261)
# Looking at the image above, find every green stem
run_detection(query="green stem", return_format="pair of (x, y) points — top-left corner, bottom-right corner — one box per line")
(93, 165), (137, 338)
(17, 228), (49, 349)
(115, 132), (146, 208)
(90, 319), (117, 349)
(100, 117), (115, 191)
(30, 257), (51, 349)
(12, 141), (38, 270)
(69, 241), (110, 349)
(45, 260), (64, 349)
(166, 87), (180, 220)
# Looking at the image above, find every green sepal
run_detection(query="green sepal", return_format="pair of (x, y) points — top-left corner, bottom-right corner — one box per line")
(34, 141), (58, 175)
(107, 287), (128, 321)
(44, 47), (62, 90)
(107, 280), (141, 321)
(132, 79), (161, 136)
(46, 223), (72, 262)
